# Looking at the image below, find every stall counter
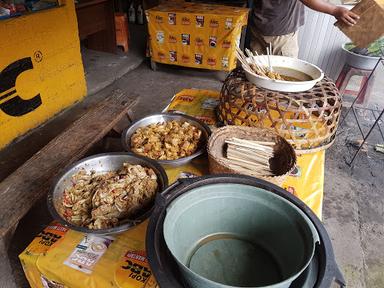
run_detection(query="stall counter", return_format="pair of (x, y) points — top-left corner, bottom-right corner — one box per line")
(19, 89), (326, 288)
(0, 0), (87, 149)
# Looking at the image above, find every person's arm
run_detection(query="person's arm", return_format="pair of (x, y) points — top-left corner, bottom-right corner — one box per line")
(300, 0), (360, 26)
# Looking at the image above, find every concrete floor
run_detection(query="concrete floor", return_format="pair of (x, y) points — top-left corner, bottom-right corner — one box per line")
(324, 121), (384, 288)
(3, 61), (384, 287)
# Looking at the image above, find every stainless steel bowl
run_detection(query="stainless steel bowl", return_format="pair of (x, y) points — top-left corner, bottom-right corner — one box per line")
(121, 113), (211, 167)
(47, 152), (168, 235)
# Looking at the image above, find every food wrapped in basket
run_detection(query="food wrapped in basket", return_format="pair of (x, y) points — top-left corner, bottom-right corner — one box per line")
(218, 68), (342, 152)
(208, 126), (296, 186)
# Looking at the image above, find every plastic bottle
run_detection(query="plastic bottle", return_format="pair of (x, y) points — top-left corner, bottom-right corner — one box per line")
(128, 2), (136, 23)
(137, 4), (143, 25)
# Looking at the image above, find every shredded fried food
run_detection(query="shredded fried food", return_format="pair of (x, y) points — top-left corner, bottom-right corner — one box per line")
(131, 120), (202, 160)
(62, 163), (158, 229)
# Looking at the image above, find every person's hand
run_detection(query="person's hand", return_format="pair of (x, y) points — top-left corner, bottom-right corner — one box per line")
(333, 6), (360, 26)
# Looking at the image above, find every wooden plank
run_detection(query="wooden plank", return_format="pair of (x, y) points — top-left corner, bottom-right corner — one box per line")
(0, 90), (136, 238)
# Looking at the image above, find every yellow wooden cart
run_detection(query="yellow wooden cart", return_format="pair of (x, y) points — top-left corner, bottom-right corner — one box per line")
(146, 2), (249, 72)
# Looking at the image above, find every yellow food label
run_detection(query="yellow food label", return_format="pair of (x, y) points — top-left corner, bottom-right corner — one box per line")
(164, 89), (220, 127)
(282, 151), (325, 219)
(115, 250), (153, 288)
(63, 235), (115, 274)
(165, 155), (208, 184)
(25, 222), (68, 255)
(143, 275), (159, 288)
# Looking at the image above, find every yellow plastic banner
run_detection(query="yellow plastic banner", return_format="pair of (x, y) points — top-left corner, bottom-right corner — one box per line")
(20, 221), (159, 288)
(146, 3), (248, 71)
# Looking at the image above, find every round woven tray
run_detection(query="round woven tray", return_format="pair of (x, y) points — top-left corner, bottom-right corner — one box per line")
(207, 126), (297, 186)
(218, 68), (342, 151)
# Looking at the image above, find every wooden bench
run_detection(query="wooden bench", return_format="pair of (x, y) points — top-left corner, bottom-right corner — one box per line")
(0, 90), (136, 287)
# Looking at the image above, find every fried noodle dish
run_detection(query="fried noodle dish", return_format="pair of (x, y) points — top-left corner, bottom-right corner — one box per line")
(62, 163), (158, 229)
(131, 120), (202, 160)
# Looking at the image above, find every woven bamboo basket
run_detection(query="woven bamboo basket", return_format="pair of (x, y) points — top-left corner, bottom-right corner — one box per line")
(207, 126), (297, 186)
(218, 68), (342, 151)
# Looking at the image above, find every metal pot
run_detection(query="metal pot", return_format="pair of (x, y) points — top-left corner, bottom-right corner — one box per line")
(47, 152), (168, 235)
(121, 113), (211, 167)
(146, 175), (346, 288)
(342, 43), (381, 70)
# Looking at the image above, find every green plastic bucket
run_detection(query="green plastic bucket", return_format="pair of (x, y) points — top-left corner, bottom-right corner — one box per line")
(163, 183), (320, 288)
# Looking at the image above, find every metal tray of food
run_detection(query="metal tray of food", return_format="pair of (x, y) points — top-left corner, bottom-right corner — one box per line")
(121, 113), (211, 167)
(47, 152), (168, 235)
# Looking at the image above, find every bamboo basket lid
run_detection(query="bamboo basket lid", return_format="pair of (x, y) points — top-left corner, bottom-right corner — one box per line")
(218, 68), (342, 152)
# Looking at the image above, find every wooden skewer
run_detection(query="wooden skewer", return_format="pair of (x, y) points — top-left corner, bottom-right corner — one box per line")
(244, 52), (264, 74)
(228, 155), (270, 168)
(254, 51), (268, 68)
(227, 144), (272, 155)
(266, 46), (273, 72)
(227, 151), (270, 167)
(226, 143), (273, 159)
(235, 49), (249, 64)
(228, 164), (274, 177)
(236, 46), (271, 78)
(229, 138), (274, 150)
(227, 156), (270, 169)
(237, 59), (255, 74)
(235, 45), (285, 82)
(227, 161), (271, 174)
(227, 146), (272, 158)
(226, 139), (274, 153)
(228, 151), (271, 164)
(227, 153), (270, 166)
(251, 140), (275, 146)
(236, 46), (247, 59)
(224, 137), (278, 176)
(235, 50), (265, 76)
(229, 137), (273, 146)
(235, 51), (249, 66)
(244, 49), (265, 71)
(245, 48), (267, 74)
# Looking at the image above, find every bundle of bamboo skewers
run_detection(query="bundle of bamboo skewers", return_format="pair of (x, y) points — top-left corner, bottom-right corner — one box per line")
(235, 45), (283, 80)
(225, 138), (275, 177)
(208, 126), (297, 186)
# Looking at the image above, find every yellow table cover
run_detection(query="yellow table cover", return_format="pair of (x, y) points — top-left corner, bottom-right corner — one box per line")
(146, 3), (249, 71)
